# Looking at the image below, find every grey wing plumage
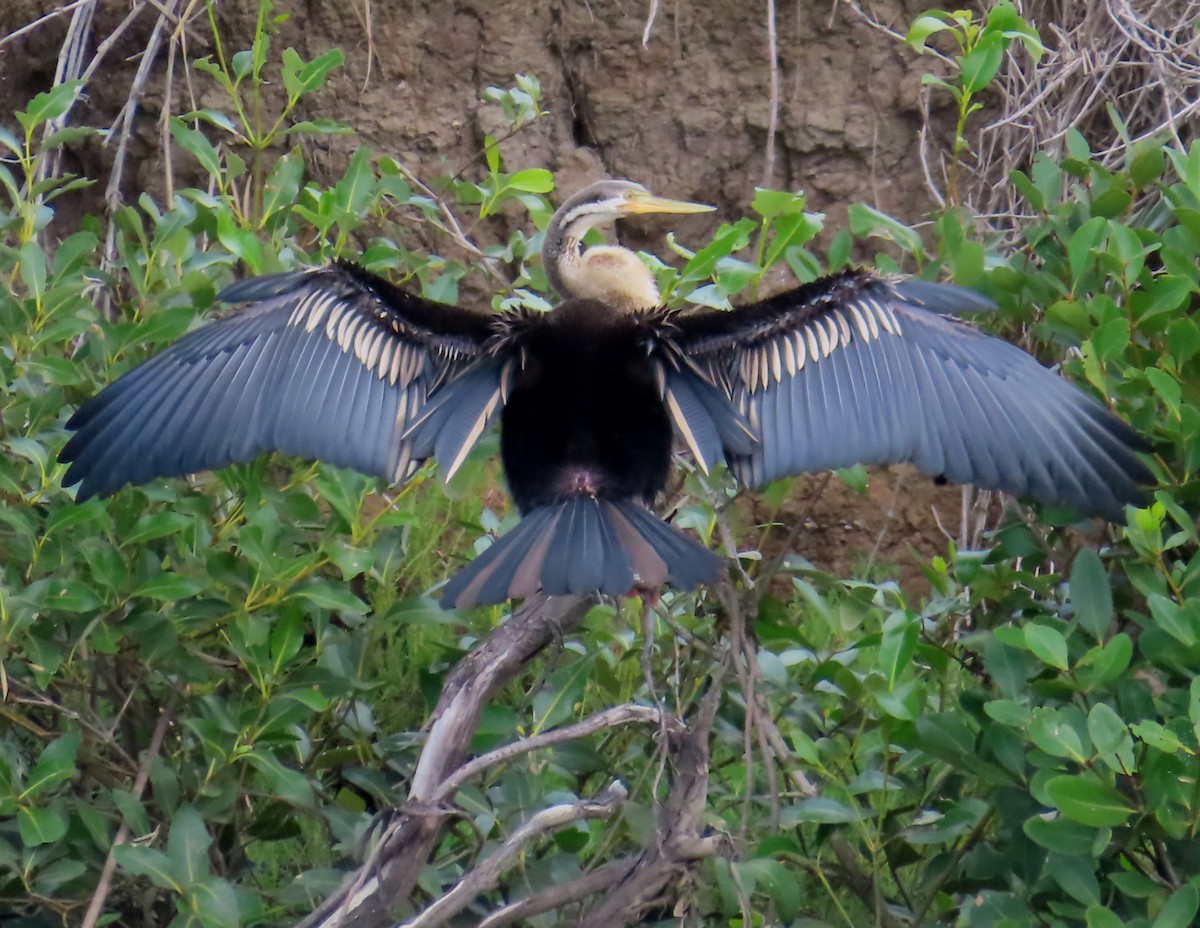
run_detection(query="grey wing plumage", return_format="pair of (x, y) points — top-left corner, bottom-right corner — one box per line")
(664, 271), (1152, 519)
(60, 262), (504, 500)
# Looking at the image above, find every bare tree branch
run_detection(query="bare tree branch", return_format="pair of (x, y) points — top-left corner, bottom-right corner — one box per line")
(435, 704), (682, 802)
(297, 593), (591, 928)
(81, 696), (178, 928)
(476, 858), (638, 928)
(398, 782), (629, 928)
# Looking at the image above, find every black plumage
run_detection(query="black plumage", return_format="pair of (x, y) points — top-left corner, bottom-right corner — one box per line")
(59, 180), (1152, 608)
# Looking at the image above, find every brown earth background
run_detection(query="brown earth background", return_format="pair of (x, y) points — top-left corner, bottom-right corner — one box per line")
(1, 0), (993, 593)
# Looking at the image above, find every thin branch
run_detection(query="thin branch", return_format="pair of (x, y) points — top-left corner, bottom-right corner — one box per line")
(762, 0), (780, 188)
(434, 704), (680, 801)
(398, 782), (629, 928)
(0, 0), (94, 48)
(477, 858), (637, 928)
(80, 696), (178, 928)
(33, 0), (97, 202)
(641, 0), (660, 46)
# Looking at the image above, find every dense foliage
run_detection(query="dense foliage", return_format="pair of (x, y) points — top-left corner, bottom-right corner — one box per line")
(1, 4), (1198, 926)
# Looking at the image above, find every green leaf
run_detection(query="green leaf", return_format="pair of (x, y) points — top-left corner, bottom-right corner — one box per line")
(332, 144), (376, 219)
(1045, 774), (1134, 826)
(282, 118), (352, 137)
(281, 47), (343, 100)
(847, 203), (924, 256)
(170, 120), (223, 177)
(1047, 852), (1102, 906)
(750, 187), (807, 220)
(984, 699), (1031, 727)
(1029, 708), (1087, 761)
(1130, 145), (1165, 187)
(167, 806), (212, 886)
(1131, 719), (1186, 754)
(135, 305), (199, 346)
(1023, 814), (1103, 855)
(216, 208), (264, 270)
(244, 751), (316, 808)
(508, 168), (554, 193)
(1068, 216), (1107, 284)
(1147, 594), (1200, 647)
(735, 859), (800, 921)
(19, 239), (46, 303)
(1152, 883), (1199, 928)
(134, 573), (205, 601)
(231, 49), (256, 82)
(980, 633), (1035, 697)
(124, 511), (194, 545)
(21, 732), (80, 799)
(762, 212), (824, 270)
(878, 611), (918, 688)
(1070, 549), (1113, 639)
(906, 13), (956, 51)
(1077, 633), (1133, 689)
(188, 875), (244, 928)
(16, 80), (84, 134)
(677, 219), (755, 282)
(114, 845), (181, 891)
(0, 125), (21, 155)
(292, 579), (369, 616)
(1086, 905), (1125, 928)
(45, 499), (108, 538)
(1024, 623), (1069, 670)
(261, 150), (304, 221)
(111, 789), (151, 836)
(18, 804), (69, 846)
(959, 32), (1006, 94)
(270, 612), (305, 671)
(1086, 703), (1129, 754)
(786, 797), (859, 823)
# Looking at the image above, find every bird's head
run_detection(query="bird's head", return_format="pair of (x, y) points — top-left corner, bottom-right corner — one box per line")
(543, 180), (714, 311)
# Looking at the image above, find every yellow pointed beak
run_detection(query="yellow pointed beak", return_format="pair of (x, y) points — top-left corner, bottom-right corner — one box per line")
(619, 191), (716, 216)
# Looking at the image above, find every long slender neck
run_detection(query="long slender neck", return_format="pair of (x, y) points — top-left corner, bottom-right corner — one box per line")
(543, 219), (660, 312)
(542, 218), (576, 301)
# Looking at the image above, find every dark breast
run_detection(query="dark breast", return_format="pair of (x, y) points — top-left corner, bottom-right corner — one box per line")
(500, 300), (673, 512)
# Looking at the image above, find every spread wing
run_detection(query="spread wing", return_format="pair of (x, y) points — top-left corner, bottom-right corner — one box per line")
(61, 261), (509, 500)
(655, 271), (1151, 519)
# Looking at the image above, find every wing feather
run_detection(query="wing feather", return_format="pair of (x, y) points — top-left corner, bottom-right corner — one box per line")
(60, 261), (504, 500)
(664, 271), (1151, 519)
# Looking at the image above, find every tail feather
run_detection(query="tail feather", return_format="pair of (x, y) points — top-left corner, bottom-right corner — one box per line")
(441, 498), (723, 609)
(614, 501), (724, 590)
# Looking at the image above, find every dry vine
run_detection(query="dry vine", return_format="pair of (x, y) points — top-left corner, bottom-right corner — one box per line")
(974, 0), (1200, 224)
(841, 0), (1199, 229)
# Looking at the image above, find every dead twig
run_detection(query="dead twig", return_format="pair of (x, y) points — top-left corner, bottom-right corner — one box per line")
(80, 695), (178, 928)
(477, 858), (638, 928)
(398, 782), (629, 928)
(762, 0), (780, 189)
(0, 0), (94, 48)
(434, 704), (682, 801)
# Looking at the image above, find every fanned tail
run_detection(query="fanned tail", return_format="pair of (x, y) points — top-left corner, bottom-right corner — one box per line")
(441, 498), (723, 609)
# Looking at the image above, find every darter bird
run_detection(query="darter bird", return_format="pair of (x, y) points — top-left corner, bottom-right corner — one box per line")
(60, 179), (1152, 608)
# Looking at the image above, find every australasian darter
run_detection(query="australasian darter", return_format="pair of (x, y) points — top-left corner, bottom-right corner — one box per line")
(60, 180), (1152, 608)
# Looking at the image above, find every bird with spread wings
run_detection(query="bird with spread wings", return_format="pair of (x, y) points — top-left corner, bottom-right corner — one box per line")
(61, 180), (1152, 608)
